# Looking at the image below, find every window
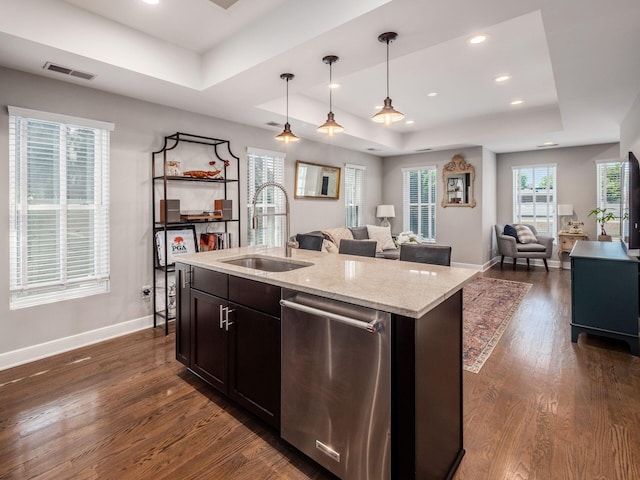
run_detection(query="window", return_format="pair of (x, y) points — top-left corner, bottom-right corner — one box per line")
(344, 164), (365, 227)
(597, 160), (623, 241)
(512, 164), (556, 236)
(9, 107), (112, 309)
(246, 148), (285, 246)
(402, 166), (437, 242)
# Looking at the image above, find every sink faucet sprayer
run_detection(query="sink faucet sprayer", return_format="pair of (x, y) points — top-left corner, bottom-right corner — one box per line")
(251, 181), (294, 257)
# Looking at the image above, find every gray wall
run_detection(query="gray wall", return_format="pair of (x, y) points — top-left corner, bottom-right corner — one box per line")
(0, 66), (382, 359)
(621, 91), (640, 157)
(481, 148), (497, 263)
(496, 143), (620, 246)
(382, 146), (487, 266)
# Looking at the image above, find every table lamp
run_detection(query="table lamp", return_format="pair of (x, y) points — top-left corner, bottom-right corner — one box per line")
(376, 204), (395, 228)
(558, 204), (573, 231)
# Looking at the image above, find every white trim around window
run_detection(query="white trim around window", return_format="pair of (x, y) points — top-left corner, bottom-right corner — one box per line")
(344, 163), (366, 228)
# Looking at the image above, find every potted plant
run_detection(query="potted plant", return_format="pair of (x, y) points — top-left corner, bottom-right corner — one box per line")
(588, 207), (616, 241)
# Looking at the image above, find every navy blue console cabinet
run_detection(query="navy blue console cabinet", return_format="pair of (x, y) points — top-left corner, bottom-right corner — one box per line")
(570, 241), (639, 356)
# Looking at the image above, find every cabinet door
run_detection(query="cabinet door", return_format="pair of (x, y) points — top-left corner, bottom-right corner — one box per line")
(175, 263), (191, 367)
(191, 290), (228, 391)
(228, 302), (281, 429)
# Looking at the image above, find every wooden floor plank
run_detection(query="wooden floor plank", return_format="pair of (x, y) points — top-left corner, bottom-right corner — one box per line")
(1, 266), (639, 479)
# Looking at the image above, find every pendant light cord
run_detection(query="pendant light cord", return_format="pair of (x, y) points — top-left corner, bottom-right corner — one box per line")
(329, 62), (333, 112)
(386, 39), (390, 98)
(286, 77), (289, 122)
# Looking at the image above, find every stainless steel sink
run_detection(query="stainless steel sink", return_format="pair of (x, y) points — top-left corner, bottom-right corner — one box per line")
(221, 256), (312, 272)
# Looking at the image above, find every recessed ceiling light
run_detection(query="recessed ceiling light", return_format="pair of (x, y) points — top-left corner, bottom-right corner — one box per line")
(538, 141), (558, 147)
(329, 83), (340, 89)
(468, 34), (488, 45)
(427, 92), (438, 97)
(405, 120), (415, 125)
(142, 0), (159, 4)
(374, 105), (383, 110)
(510, 99), (524, 105)
(495, 75), (511, 83)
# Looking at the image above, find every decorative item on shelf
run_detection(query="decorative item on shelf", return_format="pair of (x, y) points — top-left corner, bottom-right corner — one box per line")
(160, 199), (181, 223)
(214, 199), (233, 220)
(376, 204), (395, 227)
(275, 73), (299, 144)
(182, 169), (222, 179)
(372, 32), (404, 125)
(154, 225), (197, 267)
(557, 204), (574, 232)
(588, 207), (615, 241)
(165, 160), (181, 176)
(317, 55), (344, 136)
(208, 160), (224, 179)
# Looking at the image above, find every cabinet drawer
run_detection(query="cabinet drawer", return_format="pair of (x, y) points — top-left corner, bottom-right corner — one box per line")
(229, 276), (281, 317)
(191, 266), (228, 298)
(561, 238), (574, 250)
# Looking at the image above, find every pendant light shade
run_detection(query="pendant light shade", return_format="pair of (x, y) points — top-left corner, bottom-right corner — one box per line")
(317, 55), (344, 136)
(372, 32), (404, 125)
(275, 73), (299, 143)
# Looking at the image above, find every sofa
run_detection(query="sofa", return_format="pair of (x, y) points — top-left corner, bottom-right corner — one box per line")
(295, 226), (400, 260)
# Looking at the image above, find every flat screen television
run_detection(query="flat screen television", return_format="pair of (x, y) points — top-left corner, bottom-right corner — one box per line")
(620, 151), (640, 256)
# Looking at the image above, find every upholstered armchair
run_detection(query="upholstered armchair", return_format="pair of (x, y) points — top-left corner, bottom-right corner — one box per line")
(494, 224), (553, 272)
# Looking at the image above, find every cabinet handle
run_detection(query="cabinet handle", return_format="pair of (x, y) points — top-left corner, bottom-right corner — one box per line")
(225, 308), (235, 331)
(182, 268), (192, 288)
(219, 304), (225, 329)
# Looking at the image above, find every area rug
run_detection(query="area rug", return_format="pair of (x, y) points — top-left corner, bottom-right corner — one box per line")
(463, 277), (532, 373)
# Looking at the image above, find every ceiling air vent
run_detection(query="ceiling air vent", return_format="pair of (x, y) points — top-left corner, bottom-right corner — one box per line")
(265, 121), (282, 127)
(415, 148), (433, 152)
(43, 62), (96, 81)
(366, 148), (381, 152)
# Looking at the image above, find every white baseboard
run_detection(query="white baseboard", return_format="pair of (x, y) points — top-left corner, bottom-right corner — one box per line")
(0, 315), (154, 371)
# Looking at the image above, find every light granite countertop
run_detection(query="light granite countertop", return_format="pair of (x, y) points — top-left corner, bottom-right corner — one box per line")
(175, 246), (479, 318)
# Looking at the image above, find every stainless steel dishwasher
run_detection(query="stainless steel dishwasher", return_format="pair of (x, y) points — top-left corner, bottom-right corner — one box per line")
(280, 288), (391, 480)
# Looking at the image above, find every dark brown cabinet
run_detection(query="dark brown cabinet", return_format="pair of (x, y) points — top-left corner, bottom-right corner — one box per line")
(175, 263), (281, 428)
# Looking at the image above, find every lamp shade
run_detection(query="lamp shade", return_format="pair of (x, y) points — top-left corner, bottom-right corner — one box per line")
(376, 205), (395, 218)
(558, 204), (573, 216)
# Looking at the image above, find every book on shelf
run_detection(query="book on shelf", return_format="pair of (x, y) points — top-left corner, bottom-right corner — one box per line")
(199, 232), (232, 252)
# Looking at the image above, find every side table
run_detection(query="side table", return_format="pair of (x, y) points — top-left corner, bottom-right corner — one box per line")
(558, 231), (589, 269)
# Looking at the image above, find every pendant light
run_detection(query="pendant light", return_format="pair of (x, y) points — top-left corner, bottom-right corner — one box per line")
(317, 55), (344, 136)
(275, 73), (299, 143)
(372, 32), (404, 125)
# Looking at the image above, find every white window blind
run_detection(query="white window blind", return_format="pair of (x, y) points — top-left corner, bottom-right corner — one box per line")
(512, 164), (557, 236)
(9, 106), (113, 309)
(246, 148), (285, 246)
(597, 160), (622, 241)
(344, 164), (365, 227)
(402, 166), (437, 242)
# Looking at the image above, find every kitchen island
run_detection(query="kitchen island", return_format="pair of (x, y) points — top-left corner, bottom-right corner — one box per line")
(174, 246), (477, 480)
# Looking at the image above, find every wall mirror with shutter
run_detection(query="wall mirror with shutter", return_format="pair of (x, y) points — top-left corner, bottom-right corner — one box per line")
(294, 160), (341, 199)
(442, 154), (476, 207)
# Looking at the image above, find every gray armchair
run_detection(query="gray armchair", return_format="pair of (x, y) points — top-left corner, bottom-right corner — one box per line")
(495, 224), (553, 272)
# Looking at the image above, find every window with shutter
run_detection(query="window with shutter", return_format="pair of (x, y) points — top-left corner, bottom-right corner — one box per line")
(596, 160), (622, 241)
(8, 107), (112, 309)
(512, 164), (557, 236)
(246, 148), (286, 246)
(402, 166), (437, 242)
(344, 164), (365, 227)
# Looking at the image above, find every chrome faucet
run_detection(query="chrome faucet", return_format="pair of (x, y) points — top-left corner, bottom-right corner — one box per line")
(251, 181), (293, 257)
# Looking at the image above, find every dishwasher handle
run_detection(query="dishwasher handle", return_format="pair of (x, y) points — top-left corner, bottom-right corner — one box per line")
(280, 299), (383, 333)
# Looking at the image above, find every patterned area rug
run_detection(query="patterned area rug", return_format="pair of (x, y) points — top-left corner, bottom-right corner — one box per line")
(463, 277), (532, 373)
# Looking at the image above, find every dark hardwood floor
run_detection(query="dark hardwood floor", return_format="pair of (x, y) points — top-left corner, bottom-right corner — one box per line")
(1, 265), (639, 479)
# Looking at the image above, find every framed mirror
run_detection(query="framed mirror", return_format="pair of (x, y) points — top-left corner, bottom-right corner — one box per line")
(295, 160), (341, 199)
(441, 154), (476, 207)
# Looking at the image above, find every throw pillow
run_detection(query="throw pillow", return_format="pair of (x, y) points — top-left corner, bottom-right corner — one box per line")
(321, 227), (353, 248)
(366, 224), (397, 252)
(349, 226), (370, 240)
(514, 224), (537, 244)
(321, 239), (339, 253)
(503, 224), (519, 242)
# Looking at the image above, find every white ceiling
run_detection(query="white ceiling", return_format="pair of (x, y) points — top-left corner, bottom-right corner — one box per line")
(1, 0), (639, 156)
